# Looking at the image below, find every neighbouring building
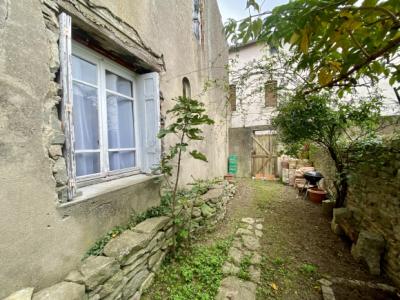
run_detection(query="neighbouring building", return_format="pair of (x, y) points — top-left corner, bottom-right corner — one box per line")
(228, 41), (279, 178)
(0, 0), (228, 296)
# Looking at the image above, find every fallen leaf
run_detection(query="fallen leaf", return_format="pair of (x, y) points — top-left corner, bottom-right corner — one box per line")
(270, 282), (278, 290)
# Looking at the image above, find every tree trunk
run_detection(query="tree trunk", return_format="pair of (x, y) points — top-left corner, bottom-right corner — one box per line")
(170, 133), (185, 256)
(335, 169), (348, 208)
(327, 146), (348, 208)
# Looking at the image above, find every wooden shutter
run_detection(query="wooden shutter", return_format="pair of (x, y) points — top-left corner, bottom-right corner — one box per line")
(59, 13), (76, 200)
(137, 73), (161, 173)
(265, 80), (278, 107)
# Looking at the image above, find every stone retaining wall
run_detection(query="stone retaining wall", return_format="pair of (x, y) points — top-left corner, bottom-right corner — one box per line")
(3, 182), (236, 300)
(311, 139), (400, 287)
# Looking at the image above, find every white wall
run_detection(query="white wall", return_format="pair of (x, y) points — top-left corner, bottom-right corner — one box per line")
(229, 43), (277, 128)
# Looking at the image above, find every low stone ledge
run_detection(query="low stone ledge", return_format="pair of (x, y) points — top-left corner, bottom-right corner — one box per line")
(32, 282), (85, 300)
(132, 216), (171, 238)
(4, 181), (237, 300)
(201, 187), (224, 202)
(123, 269), (149, 299)
(79, 256), (120, 290)
(103, 230), (151, 264)
(3, 288), (34, 300)
(351, 230), (385, 275)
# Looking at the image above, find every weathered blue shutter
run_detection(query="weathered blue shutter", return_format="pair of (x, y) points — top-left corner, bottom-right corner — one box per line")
(137, 73), (161, 173)
(59, 13), (76, 199)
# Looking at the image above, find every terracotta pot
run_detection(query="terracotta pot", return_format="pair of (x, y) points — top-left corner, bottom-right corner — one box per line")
(224, 174), (235, 182)
(307, 187), (327, 204)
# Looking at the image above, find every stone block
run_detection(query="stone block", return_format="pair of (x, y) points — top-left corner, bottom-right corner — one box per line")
(50, 130), (65, 145)
(148, 250), (163, 269)
(351, 230), (385, 275)
(242, 235), (260, 251)
(241, 218), (255, 225)
(122, 269), (149, 300)
(151, 251), (167, 272)
(32, 282), (85, 300)
(122, 253), (148, 277)
(191, 207), (201, 217)
(216, 277), (256, 300)
(249, 265), (260, 283)
(93, 271), (127, 299)
(139, 272), (155, 293)
(332, 208), (351, 224)
(321, 285), (335, 300)
(201, 188), (223, 202)
(132, 217), (170, 238)
(228, 247), (243, 266)
(53, 157), (68, 186)
(250, 253), (261, 265)
(222, 262), (239, 275)
(193, 198), (205, 207)
(48, 145), (62, 159)
(255, 230), (262, 238)
(102, 276), (128, 300)
(201, 204), (215, 218)
(79, 256), (120, 290)
(322, 200), (335, 218)
(123, 248), (149, 267)
(331, 207), (352, 235)
(236, 228), (253, 236)
(3, 288), (34, 300)
(64, 270), (85, 285)
(103, 230), (151, 264)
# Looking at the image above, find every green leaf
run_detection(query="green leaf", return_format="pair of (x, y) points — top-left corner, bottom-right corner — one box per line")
(246, 0), (260, 12)
(189, 150), (208, 162)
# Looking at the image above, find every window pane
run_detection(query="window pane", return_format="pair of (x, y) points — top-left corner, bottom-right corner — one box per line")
(76, 152), (100, 176)
(72, 55), (97, 85)
(106, 71), (132, 97)
(107, 94), (135, 149)
(109, 151), (135, 171)
(73, 82), (99, 150)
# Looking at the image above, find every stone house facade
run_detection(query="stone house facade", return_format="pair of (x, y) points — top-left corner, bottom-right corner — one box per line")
(228, 41), (279, 177)
(0, 0), (228, 297)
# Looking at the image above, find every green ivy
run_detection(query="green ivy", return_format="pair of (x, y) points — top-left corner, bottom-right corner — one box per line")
(146, 238), (232, 300)
(84, 193), (172, 258)
(84, 178), (220, 258)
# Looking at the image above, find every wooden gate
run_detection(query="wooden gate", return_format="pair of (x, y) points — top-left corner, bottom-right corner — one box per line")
(251, 131), (277, 178)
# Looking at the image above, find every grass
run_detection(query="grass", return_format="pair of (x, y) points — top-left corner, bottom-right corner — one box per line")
(143, 238), (232, 300)
(300, 263), (318, 275)
(249, 180), (322, 299)
(251, 180), (283, 211)
(237, 254), (252, 281)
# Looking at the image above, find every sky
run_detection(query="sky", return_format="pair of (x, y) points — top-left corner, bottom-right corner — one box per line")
(217, 0), (289, 23)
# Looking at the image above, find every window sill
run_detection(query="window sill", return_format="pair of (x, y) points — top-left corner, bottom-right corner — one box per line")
(59, 174), (162, 208)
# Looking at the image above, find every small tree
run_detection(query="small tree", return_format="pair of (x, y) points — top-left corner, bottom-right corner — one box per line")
(272, 93), (382, 207)
(157, 96), (214, 255)
(225, 0), (400, 96)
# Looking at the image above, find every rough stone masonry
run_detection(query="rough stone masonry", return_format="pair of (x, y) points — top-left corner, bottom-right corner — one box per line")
(2, 182), (236, 300)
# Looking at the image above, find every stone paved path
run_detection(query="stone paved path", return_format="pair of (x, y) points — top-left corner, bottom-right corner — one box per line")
(216, 217), (263, 300)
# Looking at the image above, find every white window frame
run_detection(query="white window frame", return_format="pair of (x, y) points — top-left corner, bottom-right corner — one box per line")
(72, 42), (141, 183)
(59, 13), (161, 200)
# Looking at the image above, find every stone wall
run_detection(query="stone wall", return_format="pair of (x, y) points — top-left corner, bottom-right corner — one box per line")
(0, 0), (228, 296)
(310, 139), (400, 287)
(3, 182), (236, 300)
